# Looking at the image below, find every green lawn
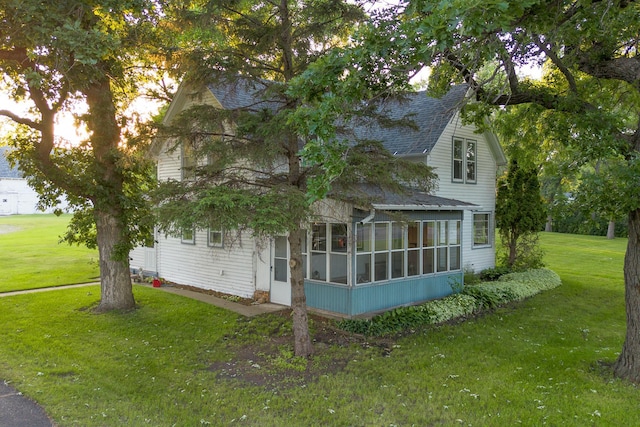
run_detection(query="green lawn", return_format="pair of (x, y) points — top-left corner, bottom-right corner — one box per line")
(0, 227), (638, 425)
(0, 214), (99, 292)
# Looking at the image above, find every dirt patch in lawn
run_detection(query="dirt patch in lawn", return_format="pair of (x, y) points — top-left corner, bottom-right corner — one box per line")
(208, 310), (395, 390)
(0, 224), (20, 235)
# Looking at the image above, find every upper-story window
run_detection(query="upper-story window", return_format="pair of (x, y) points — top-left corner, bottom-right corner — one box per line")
(181, 141), (197, 180)
(452, 138), (477, 184)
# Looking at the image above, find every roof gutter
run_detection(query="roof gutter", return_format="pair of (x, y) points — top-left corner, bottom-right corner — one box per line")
(371, 203), (478, 211)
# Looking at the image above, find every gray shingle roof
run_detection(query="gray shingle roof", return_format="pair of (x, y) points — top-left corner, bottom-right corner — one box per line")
(334, 183), (477, 210)
(0, 146), (22, 178)
(206, 78), (467, 157)
(207, 78), (283, 112)
(353, 86), (468, 156)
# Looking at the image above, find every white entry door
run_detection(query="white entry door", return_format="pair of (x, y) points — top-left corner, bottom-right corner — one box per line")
(0, 193), (17, 215)
(144, 229), (157, 274)
(271, 236), (291, 306)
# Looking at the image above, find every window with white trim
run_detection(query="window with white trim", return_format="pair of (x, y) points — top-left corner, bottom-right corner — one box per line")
(208, 228), (223, 247)
(181, 141), (197, 180)
(473, 213), (491, 247)
(453, 138), (477, 183)
(311, 223), (348, 284)
(354, 219), (462, 284)
(181, 227), (195, 244)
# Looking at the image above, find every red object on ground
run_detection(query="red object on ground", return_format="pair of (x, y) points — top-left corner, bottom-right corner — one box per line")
(152, 278), (161, 288)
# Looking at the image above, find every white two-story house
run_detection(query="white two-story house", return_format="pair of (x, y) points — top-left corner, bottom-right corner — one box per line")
(130, 80), (506, 317)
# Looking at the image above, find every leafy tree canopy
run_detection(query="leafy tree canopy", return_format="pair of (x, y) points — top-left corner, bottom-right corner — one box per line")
(382, 0), (640, 382)
(0, 0), (166, 310)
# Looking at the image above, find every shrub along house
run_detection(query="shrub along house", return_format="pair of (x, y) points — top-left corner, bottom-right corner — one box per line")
(130, 80), (506, 317)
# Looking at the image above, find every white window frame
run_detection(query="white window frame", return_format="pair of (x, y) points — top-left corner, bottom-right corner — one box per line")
(181, 227), (195, 244)
(208, 228), (224, 247)
(473, 213), (492, 248)
(452, 137), (477, 184)
(354, 219), (462, 285)
(310, 223), (349, 285)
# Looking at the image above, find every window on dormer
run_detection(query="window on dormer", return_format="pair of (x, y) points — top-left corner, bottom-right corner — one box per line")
(452, 137), (477, 183)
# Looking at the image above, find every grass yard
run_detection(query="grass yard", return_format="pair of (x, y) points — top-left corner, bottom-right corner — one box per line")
(0, 225), (639, 425)
(0, 214), (99, 292)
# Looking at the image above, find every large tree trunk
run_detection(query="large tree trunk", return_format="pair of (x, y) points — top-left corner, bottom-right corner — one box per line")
(545, 214), (553, 232)
(86, 75), (136, 312)
(94, 209), (135, 312)
(614, 209), (640, 383)
(607, 220), (616, 239)
(288, 226), (313, 357)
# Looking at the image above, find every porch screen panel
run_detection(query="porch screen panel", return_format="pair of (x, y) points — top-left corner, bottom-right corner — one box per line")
(449, 220), (461, 271)
(311, 224), (327, 280)
(391, 222), (405, 278)
(436, 221), (449, 272)
(356, 223), (372, 283)
(423, 221), (435, 274)
(330, 224), (348, 284)
(407, 222), (420, 276)
(374, 223), (389, 281)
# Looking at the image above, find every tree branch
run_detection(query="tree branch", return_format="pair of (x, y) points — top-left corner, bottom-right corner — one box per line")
(533, 34), (579, 93)
(0, 110), (42, 130)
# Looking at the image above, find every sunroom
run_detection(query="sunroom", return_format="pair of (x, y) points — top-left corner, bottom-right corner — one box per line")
(281, 193), (476, 317)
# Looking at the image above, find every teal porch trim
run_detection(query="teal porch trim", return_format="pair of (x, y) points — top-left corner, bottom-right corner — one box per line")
(305, 272), (462, 317)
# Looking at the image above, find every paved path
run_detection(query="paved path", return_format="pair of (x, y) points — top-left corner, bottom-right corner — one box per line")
(0, 281), (286, 426)
(0, 381), (54, 427)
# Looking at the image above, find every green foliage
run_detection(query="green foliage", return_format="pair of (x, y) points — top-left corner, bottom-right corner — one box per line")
(338, 268), (561, 336)
(0, 0), (161, 273)
(466, 268), (561, 310)
(497, 232), (546, 271)
(478, 266), (511, 281)
(265, 346), (309, 373)
(463, 267), (481, 286)
(551, 196), (628, 237)
(496, 157), (546, 269)
(155, 1), (438, 245)
(2, 233), (640, 425)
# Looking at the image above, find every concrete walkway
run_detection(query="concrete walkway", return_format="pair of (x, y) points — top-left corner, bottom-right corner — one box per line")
(151, 283), (287, 316)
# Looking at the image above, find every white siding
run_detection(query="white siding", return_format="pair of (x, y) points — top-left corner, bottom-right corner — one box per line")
(146, 133), (258, 298)
(427, 114), (499, 273)
(129, 246), (146, 272)
(0, 178), (68, 215)
(156, 228), (257, 298)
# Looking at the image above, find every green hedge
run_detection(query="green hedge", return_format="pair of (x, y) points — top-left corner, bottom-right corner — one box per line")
(337, 268), (561, 336)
